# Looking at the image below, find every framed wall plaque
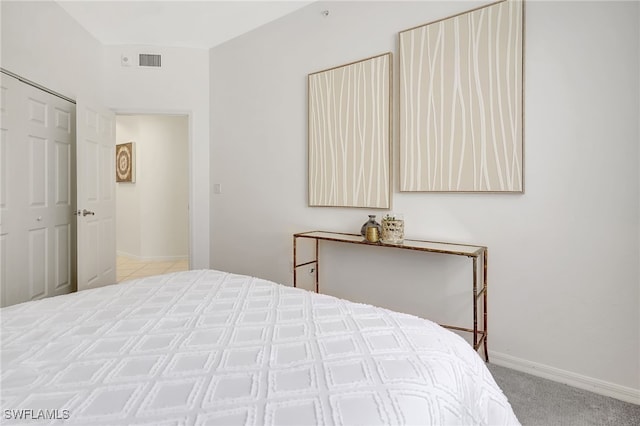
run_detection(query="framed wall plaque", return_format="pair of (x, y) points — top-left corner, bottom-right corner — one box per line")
(308, 53), (392, 208)
(399, 0), (523, 192)
(116, 142), (135, 183)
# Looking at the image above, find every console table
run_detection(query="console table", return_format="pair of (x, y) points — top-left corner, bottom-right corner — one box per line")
(293, 231), (489, 361)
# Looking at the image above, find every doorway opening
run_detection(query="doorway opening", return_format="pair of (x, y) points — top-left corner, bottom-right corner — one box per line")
(114, 114), (190, 282)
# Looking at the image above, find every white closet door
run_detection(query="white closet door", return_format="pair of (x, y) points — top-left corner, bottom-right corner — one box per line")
(0, 74), (75, 307)
(76, 100), (115, 291)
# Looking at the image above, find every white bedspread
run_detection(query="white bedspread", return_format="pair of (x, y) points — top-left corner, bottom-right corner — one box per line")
(1, 270), (519, 425)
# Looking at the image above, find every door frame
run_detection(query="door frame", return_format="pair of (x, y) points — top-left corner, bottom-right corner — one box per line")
(113, 109), (193, 268)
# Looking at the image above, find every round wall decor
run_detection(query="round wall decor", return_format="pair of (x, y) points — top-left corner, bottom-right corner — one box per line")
(116, 142), (135, 183)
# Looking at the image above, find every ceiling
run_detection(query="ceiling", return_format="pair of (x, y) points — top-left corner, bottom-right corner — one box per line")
(56, 1), (313, 49)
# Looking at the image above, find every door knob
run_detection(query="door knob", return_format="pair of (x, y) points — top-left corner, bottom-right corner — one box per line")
(82, 209), (95, 216)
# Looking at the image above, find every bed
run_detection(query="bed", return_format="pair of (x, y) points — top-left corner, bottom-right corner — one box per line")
(0, 270), (519, 425)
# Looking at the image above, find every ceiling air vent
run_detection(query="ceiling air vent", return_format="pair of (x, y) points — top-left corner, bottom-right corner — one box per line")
(139, 54), (161, 67)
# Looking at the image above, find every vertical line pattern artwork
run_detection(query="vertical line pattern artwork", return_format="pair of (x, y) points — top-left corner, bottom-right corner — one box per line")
(308, 53), (391, 208)
(400, 0), (523, 192)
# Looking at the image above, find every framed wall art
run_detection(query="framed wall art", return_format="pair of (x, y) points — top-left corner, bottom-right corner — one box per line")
(308, 52), (392, 208)
(399, 0), (523, 192)
(116, 142), (135, 183)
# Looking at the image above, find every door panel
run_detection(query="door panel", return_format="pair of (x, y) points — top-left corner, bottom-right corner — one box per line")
(1, 129), (7, 209)
(55, 141), (70, 205)
(85, 219), (99, 286)
(55, 224), (71, 291)
(86, 140), (99, 201)
(76, 101), (116, 291)
(29, 135), (48, 207)
(100, 144), (112, 201)
(0, 234), (5, 301)
(27, 97), (47, 125)
(99, 218), (115, 275)
(28, 227), (47, 299)
(55, 107), (71, 131)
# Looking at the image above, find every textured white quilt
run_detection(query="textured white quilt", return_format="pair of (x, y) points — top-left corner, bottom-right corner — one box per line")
(0, 270), (519, 425)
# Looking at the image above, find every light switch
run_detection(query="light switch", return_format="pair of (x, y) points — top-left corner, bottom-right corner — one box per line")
(213, 183), (222, 194)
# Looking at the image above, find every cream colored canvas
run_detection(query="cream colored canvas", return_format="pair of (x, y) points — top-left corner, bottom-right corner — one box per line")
(308, 53), (391, 208)
(400, 0), (523, 192)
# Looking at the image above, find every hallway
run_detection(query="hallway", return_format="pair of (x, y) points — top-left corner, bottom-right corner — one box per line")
(117, 256), (189, 283)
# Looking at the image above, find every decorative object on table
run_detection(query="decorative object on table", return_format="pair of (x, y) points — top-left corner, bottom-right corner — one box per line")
(360, 214), (382, 237)
(365, 226), (380, 243)
(381, 213), (405, 244)
(399, 0), (523, 192)
(116, 142), (136, 183)
(308, 52), (392, 208)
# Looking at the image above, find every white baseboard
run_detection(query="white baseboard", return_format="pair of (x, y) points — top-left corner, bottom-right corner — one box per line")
(117, 251), (188, 262)
(489, 351), (640, 405)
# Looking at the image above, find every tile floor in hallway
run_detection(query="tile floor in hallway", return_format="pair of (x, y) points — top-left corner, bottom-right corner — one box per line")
(117, 255), (189, 283)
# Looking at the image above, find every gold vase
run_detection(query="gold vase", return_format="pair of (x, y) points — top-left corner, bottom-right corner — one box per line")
(365, 226), (380, 243)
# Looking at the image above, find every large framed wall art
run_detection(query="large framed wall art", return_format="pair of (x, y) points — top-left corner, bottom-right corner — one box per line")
(308, 53), (392, 208)
(399, 0), (523, 192)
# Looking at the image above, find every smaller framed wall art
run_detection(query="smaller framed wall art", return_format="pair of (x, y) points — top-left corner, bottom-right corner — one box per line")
(116, 142), (136, 183)
(308, 52), (392, 208)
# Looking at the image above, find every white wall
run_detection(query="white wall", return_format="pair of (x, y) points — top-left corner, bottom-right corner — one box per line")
(103, 46), (210, 269)
(116, 115), (189, 260)
(0, 0), (104, 103)
(1, 2), (210, 270)
(115, 116), (141, 258)
(210, 0), (639, 401)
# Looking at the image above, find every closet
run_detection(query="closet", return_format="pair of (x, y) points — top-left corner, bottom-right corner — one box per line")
(0, 73), (76, 307)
